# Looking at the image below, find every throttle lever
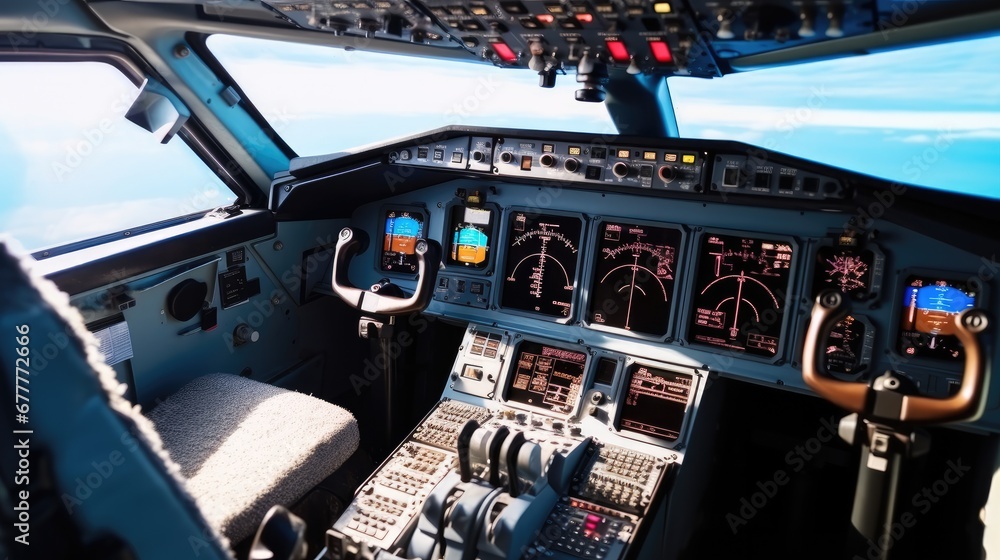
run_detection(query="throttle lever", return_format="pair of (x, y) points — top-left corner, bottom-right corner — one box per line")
(457, 420), (480, 483)
(331, 227), (441, 316)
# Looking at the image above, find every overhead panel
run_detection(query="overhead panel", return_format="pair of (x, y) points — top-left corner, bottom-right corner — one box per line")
(685, 0), (879, 59)
(418, 0), (721, 77)
(260, 0), (457, 47)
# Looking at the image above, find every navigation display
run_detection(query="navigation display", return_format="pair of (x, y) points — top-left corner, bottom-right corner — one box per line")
(500, 211), (583, 318)
(447, 205), (494, 269)
(825, 314), (874, 376)
(380, 208), (425, 273)
(588, 221), (681, 336)
(618, 364), (692, 442)
(813, 244), (881, 299)
(688, 233), (795, 357)
(505, 341), (587, 414)
(898, 275), (978, 361)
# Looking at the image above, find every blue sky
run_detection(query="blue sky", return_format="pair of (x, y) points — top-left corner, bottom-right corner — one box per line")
(1, 34), (997, 252)
(210, 33), (1000, 199)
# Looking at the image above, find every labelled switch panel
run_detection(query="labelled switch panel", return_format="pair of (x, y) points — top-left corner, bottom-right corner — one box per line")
(259, 0), (455, 47)
(218, 266), (262, 309)
(449, 327), (510, 398)
(492, 138), (707, 193)
(434, 274), (491, 308)
(688, 0), (877, 59)
(388, 137), (471, 170)
(710, 153), (846, 200)
(523, 500), (636, 560)
(468, 136), (496, 173)
(421, 0), (719, 77)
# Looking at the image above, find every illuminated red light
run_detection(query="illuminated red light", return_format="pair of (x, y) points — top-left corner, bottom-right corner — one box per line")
(537, 13), (554, 24)
(605, 40), (630, 62)
(491, 41), (518, 62)
(649, 40), (673, 63)
(575, 13), (594, 24)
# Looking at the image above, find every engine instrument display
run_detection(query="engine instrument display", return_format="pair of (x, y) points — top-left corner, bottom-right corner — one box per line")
(588, 221), (681, 336)
(447, 205), (494, 269)
(689, 233), (795, 357)
(500, 211), (583, 318)
(824, 314), (875, 376)
(813, 243), (882, 299)
(505, 341), (588, 414)
(617, 363), (692, 442)
(380, 208), (425, 273)
(898, 275), (978, 361)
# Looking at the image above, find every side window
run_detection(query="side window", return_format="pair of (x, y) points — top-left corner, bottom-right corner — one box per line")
(0, 61), (237, 254)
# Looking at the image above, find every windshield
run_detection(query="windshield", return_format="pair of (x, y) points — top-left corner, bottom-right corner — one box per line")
(208, 35), (618, 156)
(669, 35), (1000, 199)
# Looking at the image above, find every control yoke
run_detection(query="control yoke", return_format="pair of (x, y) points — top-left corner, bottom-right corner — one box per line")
(331, 227), (441, 315)
(802, 290), (991, 560)
(803, 290), (990, 424)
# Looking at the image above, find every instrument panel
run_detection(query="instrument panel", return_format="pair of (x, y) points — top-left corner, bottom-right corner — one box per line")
(353, 192), (991, 404)
(297, 129), (997, 425)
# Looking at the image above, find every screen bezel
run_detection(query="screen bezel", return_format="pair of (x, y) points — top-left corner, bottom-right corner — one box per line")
(376, 204), (429, 278)
(889, 267), (987, 369)
(495, 207), (587, 324)
(581, 216), (688, 342)
(809, 238), (886, 302)
(501, 338), (592, 418)
(441, 200), (499, 274)
(612, 358), (699, 448)
(681, 228), (800, 364)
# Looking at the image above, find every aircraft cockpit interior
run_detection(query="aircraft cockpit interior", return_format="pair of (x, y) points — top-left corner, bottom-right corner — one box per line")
(1, 1), (998, 560)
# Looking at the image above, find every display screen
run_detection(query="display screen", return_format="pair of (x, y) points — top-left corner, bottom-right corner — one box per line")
(505, 341), (587, 414)
(588, 221), (681, 336)
(824, 314), (873, 375)
(688, 233), (795, 357)
(898, 275), (978, 360)
(814, 245), (878, 298)
(500, 211), (583, 318)
(448, 206), (494, 269)
(380, 209), (425, 273)
(618, 364), (692, 441)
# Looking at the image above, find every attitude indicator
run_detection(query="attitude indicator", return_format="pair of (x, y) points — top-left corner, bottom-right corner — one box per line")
(898, 275), (978, 361)
(380, 208), (425, 273)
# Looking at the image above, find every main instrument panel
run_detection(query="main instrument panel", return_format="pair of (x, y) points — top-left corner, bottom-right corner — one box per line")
(283, 127), (998, 430)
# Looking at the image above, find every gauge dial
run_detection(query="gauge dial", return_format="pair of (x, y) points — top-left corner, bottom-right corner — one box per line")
(447, 205), (494, 269)
(689, 233), (795, 357)
(814, 245), (881, 299)
(588, 221), (681, 336)
(500, 211), (583, 318)
(824, 314), (874, 376)
(898, 275), (978, 361)
(380, 209), (425, 273)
